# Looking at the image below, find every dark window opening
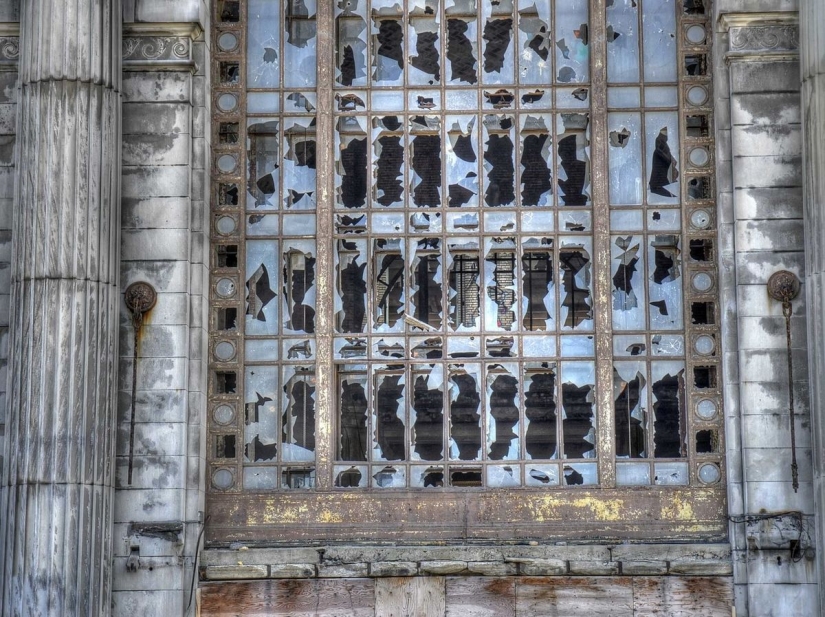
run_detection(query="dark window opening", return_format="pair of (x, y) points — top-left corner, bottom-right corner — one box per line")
(215, 371), (237, 394)
(216, 308), (237, 331)
(215, 434), (237, 459)
(689, 238), (713, 262)
(216, 245), (238, 268)
(523, 251), (553, 331)
(450, 254), (480, 329)
(691, 301), (715, 325)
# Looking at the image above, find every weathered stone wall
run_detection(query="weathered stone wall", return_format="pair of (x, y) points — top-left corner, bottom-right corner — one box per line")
(112, 2), (209, 615)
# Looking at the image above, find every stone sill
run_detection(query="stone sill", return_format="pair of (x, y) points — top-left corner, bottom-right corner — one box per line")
(200, 543), (732, 581)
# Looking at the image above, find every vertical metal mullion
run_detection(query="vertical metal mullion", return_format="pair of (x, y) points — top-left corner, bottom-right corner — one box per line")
(314, 0), (335, 489)
(589, 0), (616, 488)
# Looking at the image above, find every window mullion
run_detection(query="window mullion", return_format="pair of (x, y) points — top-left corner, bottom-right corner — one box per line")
(588, 0), (616, 488)
(314, 0), (337, 490)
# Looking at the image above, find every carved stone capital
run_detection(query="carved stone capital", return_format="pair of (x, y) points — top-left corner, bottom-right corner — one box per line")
(729, 24), (799, 52)
(123, 35), (190, 61)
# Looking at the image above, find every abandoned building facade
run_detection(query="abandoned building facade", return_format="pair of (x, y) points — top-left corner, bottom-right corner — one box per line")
(0, 0), (824, 615)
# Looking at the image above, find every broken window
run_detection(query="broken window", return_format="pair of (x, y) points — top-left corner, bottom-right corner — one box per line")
(561, 362), (596, 459)
(614, 362), (647, 458)
(557, 113), (590, 205)
(449, 251), (480, 330)
(485, 240), (516, 331)
(522, 247), (554, 331)
(374, 370), (406, 460)
(449, 365), (482, 461)
(412, 365), (445, 461)
(487, 364), (519, 460)
(374, 239), (405, 330)
(283, 244), (316, 334)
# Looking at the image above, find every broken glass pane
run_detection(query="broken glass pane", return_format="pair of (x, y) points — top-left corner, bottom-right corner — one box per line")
(522, 245), (554, 331)
(616, 462), (650, 486)
(284, 0), (317, 87)
(520, 114), (553, 206)
(281, 366), (316, 461)
(336, 238), (367, 333)
(373, 115), (405, 207)
(449, 251), (480, 330)
(607, 112), (642, 205)
(247, 0), (280, 88)
(410, 116), (442, 206)
(483, 114), (516, 206)
(374, 370), (406, 461)
(651, 361), (687, 458)
(446, 115), (479, 207)
(653, 461), (688, 485)
(245, 240), (279, 336)
(282, 241), (316, 334)
(283, 117), (317, 209)
(409, 15), (441, 85)
(447, 16), (479, 85)
(525, 364), (557, 459)
(336, 116), (368, 209)
(648, 234), (683, 330)
(554, 0), (588, 83)
(646, 112), (680, 205)
(642, 0), (677, 82)
(517, 2), (551, 84)
(409, 238), (443, 330)
(557, 113), (590, 206)
(411, 465), (445, 487)
(339, 369), (369, 461)
(525, 464), (559, 486)
(559, 238), (593, 330)
(373, 10), (405, 85)
(487, 464), (520, 487)
(337, 4), (368, 87)
(561, 361), (596, 458)
(247, 119), (280, 209)
(487, 363), (520, 460)
(606, 0), (640, 83)
(614, 361), (647, 459)
(372, 465), (407, 487)
(485, 238), (517, 331)
(563, 462), (596, 485)
(334, 464), (368, 487)
(411, 364), (445, 460)
(244, 366), (279, 462)
(611, 235), (646, 331)
(482, 0), (514, 84)
(374, 239), (405, 331)
(449, 365), (482, 460)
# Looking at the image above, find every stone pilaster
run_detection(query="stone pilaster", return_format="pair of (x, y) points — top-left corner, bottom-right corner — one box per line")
(801, 0), (825, 611)
(0, 1), (121, 615)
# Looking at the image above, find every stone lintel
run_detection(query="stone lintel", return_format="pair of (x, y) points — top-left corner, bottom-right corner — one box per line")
(719, 12), (799, 63)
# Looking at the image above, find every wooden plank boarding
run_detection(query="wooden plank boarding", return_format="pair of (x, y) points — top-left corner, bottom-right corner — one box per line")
(375, 578), (446, 617)
(445, 577), (516, 617)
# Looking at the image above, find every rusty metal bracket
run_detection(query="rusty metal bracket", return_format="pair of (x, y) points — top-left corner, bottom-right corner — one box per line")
(767, 270), (801, 492)
(124, 282), (158, 485)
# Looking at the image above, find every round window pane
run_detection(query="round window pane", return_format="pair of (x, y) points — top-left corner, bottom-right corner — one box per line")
(212, 468), (235, 489)
(694, 335), (715, 355)
(686, 25), (706, 44)
(217, 93), (238, 112)
(696, 399), (717, 420)
(689, 147), (710, 167)
(698, 463), (721, 484)
(690, 209), (711, 229)
(693, 272), (713, 292)
(215, 341), (236, 361)
(213, 404), (235, 425)
(217, 154), (237, 173)
(216, 278), (236, 298)
(687, 86), (708, 106)
(216, 215), (237, 234)
(218, 32), (238, 51)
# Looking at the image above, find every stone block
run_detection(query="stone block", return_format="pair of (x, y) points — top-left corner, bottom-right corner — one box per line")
(112, 556), (183, 591)
(668, 561), (734, 576)
(116, 422), (186, 457)
(620, 561), (668, 575)
(0, 103), (14, 134)
(733, 155), (802, 189)
(748, 582), (819, 616)
(743, 447), (813, 483)
(735, 219), (804, 253)
(467, 561), (517, 576)
(112, 590), (183, 617)
(567, 561), (620, 576)
(119, 324), (189, 358)
(116, 388), (188, 424)
(113, 488), (183, 523)
(123, 71), (191, 103)
(318, 563), (370, 578)
(204, 565), (268, 580)
(419, 560), (469, 575)
(732, 124), (801, 158)
(731, 93), (801, 127)
(269, 563), (317, 578)
(735, 250), (805, 285)
(611, 544), (731, 562)
(370, 561), (418, 577)
(123, 133), (191, 166)
(517, 559), (567, 576)
(122, 196), (191, 230)
(201, 548), (322, 566)
(731, 60), (801, 95)
(118, 356), (189, 392)
(123, 102), (191, 135)
(123, 166), (190, 198)
(746, 480), (814, 514)
(115, 454), (187, 490)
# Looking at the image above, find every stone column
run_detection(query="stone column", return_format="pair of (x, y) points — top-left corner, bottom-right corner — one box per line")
(0, 1), (121, 615)
(801, 0), (825, 610)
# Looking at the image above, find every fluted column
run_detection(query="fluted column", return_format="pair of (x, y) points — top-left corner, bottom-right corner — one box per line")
(801, 0), (825, 610)
(0, 1), (121, 615)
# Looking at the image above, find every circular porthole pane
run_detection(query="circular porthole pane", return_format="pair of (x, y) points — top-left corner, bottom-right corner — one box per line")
(214, 341), (236, 361)
(692, 272), (713, 292)
(698, 463), (721, 484)
(216, 215), (237, 235)
(690, 209), (711, 230)
(686, 24), (706, 44)
(217, 93), (238, 112)
(694, 334), (716, 355)
(696, 399), (718, 420)
(213, 404), (235, 425)
(689, 147), (710, 167)
(212, 468), (235, 489)
(217, 154), (237, 173)
(218, 32), (238, 51)
(215, 278), (236, 298)
(687, 85), (708, 106)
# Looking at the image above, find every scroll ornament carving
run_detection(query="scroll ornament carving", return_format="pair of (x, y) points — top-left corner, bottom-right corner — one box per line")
(123, 36), (190, 62)
(0, 37), (19, 61)
(730, 25), (799, 52)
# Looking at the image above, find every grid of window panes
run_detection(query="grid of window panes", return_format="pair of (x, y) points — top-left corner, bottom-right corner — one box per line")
(607, 0), (722, 488)
(331, 0), (601, 489)
(210, 0), (320, 492)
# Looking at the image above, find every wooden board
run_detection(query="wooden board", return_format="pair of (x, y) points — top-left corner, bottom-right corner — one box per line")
(445, 577), (516, 617)
(632, 577), (734, 617)
(375, 577), (446, 617)
(199, 579), (375, 617)
(515, 577), (634, 617)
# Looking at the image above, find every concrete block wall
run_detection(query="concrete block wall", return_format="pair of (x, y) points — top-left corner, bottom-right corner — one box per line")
(715, 2), (820, 615)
